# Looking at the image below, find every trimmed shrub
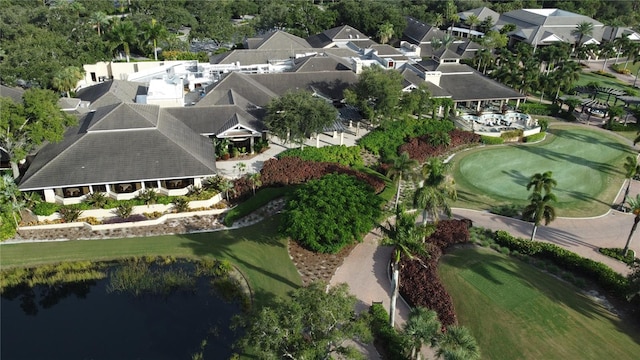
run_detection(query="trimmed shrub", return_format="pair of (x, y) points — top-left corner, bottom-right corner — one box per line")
(58, 206), (83, 223)
(523, 132), (546, 143)
(369, 303), (407, 360)
(489, 204), (522, 219)
(517, 103), (560, 116)
(400, 220), (471, 326)
(591, 70), (616, 78)
(33, 202), (60, 216)
(398, 129), (481, 163)
(500, 129), (523, 141)
(599, 248), (637, 265)
(612, 63), (631, 75)
(492, 230), (629, 297)
(277, 145), (364, 167)
(481, 136), (504, 145)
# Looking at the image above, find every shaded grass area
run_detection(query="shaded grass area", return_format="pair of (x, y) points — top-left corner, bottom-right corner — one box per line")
(224, 187), (293, 226)
(452, 124), (633, 217)
(0, 215), (301, 307)
(439, 247), (640, 360)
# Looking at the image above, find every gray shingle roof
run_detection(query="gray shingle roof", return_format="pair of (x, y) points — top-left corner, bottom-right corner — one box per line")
(0, 85), (24, 103)
(197, 72), (279, 108)
(400, 68), (452, 98)
(458, 7), (500, 22)
(290, 54), (352, 72)
(438, 66), (525, 102)
(249, 71), (358, 100)
(19, 104), (216, 190)
(210, 49), (300, 64)
(369, 44), (403, 56)
(75, 80), (147, 109)
(245, 30), (312, 50)
(165, 105), (265, 136)
(403, 17), (447, 44)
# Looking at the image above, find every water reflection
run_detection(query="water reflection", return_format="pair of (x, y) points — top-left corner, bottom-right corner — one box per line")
(1, 260), (242, 360)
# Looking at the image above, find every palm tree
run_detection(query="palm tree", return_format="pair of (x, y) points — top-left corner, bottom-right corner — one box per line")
(379, 206), (429, 327)
(572, 21), (594, 50)
(432, 13), (444, 29)
(403, 307), (441, 360)
(89, 11), (110, 36)
(414, 158), (456, 225)
(465, 14), (480, 34)
(526, 171), (557, 194)
(622, 156), (639, 207)
(52, 66), (85, 97)
(108, 20), (136, 62)
(522, 191), (557, 241)
(432, 34), (455, 52)
(436, 325), (481, 360)
(1, 174), (22, 228)
(218, 178), (234, 201)
(142, 19), (169, 61)
(377, 22), (394, 45)
(247, 172), (262, 195)
(554, 61), (581, 100)
(600, 42), (617, 71)
(607, 105), (625, 128)
(614, 34), (631, 64)
(474, 49), (493, 74)
(387, 152), (419, 209)
(623, 194), (640, 256)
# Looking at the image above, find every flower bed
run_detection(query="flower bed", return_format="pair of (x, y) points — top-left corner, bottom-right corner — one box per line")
(398, 129), (481, 163)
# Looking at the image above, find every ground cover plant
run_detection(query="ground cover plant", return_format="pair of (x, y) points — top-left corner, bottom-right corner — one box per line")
(452, 124), (633, 217)
(277, 145), (364, 167)
(223, 187), (292, 226)
(398, 129), (481, 163)
(0, 215), (301, 307)
(439, 247), (640, 360)
(400, 219), (471, 326)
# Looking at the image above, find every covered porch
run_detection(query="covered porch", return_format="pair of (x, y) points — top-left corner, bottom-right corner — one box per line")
(42, 177), (205, 205)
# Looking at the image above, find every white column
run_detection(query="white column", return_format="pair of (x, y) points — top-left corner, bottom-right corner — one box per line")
(44, 189), (55, 203)
(356, 122), (360, 136)
(333, 130), (337, 138)
(316, 135), (320, 148)
(349, 120), (353, 128)
(193, 177), (202, 188)
(88, 185), (94, 194)
(340, 132), (344, 145)
(516, 99), (521, 109)
(250, 136), (254, 154)
(140, 182), (146, 190)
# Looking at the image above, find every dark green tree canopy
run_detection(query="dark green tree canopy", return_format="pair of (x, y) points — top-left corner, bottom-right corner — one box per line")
(344, 66), (404, 123)
(282, 173), (383, 253)
(264, 90), (338, 146)
(234, 282), (372, 359)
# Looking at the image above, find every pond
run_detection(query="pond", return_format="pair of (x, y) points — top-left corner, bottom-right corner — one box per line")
(1, 260), (244, 360)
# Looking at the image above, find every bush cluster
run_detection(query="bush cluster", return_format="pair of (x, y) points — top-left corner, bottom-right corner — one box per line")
(277, 145), (364, 167)
(612, 64), (631, 75)
(523, 132), (546, 143)
(398, 129), (481, 163)
(493, 230), (629, 297)
(259, 157), (386, 194)
(604, 121), (638, 132)
(481, 136), (504, 145)
(369, 303), (406, 360)
(591, 70), (617, 78)
(517, 103), (559, 116)
(33, 202), (60, 216)
(400, 220), (471, 326)
(358, 117), (455, 159)
(489, 204), (522, 219)
(599, 248), (637, 265)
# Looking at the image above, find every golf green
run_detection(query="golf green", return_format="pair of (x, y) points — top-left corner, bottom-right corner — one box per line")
(453, 125), (634, 216)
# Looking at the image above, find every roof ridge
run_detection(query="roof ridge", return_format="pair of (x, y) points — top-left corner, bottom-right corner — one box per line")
(128, 103), (160, 127)
(157, 111), (216, 171)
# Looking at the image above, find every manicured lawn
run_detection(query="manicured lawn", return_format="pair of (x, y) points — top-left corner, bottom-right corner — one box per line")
(439, 247), (640, 360)
(0, 215), (302, 307)
(452, 124), (634, 216)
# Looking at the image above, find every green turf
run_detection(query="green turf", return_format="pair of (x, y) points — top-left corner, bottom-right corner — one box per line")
(452, 124), (634, 216)
(439, 247), (640, 360)
(0, 215), (301, 307)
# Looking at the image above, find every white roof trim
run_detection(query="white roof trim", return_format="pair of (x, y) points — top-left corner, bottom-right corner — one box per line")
(540, 34), (565, 43)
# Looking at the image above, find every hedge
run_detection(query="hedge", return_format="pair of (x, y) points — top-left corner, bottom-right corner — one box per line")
(481, 136), (504, 145)
(591, 70), (617, 78)
(277, 145), (364, 167)
(523, 132), (546, 143)
(223, 187), (292, 226)
(369, 303), (407, 360)
(493, 230), (629, 297)
(517, 103), (559, 116)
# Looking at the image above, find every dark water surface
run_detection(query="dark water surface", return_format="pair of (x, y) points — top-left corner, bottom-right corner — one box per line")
(1, 264), (241, 360)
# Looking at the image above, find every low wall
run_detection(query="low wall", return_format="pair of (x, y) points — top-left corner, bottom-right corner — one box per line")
(475, 126), (541, 138)
(33, 194), (223, 222)
(20, 208), (228, 232)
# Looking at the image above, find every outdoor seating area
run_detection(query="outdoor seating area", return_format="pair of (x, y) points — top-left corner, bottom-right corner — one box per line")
(457, 111), (536, 135)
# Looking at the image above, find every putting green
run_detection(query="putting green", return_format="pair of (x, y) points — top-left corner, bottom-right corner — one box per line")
(452, 125), (634, 217)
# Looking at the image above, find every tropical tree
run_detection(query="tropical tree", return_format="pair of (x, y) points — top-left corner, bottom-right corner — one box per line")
(89, 11), (110, 36)
(264, 90), (338, 148)
(607, 105), (625, 128)
(523, 191), (557, 241)
(622, 156), (640, 206)
(0, 174), (22, 228)
(553, 61), (582, 100)
(388, 152), (419, 209)
(108, 20), (136, 62)
(623, 194), (640, 256)
(142, 19), (169, 61)
(600, 41), (618, 70)
(431, 34), (455, 52)
(436, 325), (481, 360)
(614, 34), (631, 64)
(247, 172), (262, 195)
(377, 22), (395, 45)
(344, 66), (404, 123)
(234, 282), (372, 359)
(379, 206), (429, 327)
(400, 83), (432, 119)
(1, 89), (77, 178)
(414, 158), (456, 226)
(572, 21), (594, 49)
(403, 307), (441, 360)
(465, 14), (480, 33)
(526, 171), (557, 194)
(218, 178), (234, 201)
(51, 66), (85, 98)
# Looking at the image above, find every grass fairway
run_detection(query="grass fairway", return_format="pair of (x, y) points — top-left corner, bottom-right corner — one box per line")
(0, 215), (302, 306)
(439, 247), (640, 360)
(452, 124), (634, 216)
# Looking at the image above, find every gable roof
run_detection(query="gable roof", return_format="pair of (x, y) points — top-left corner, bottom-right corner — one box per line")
(290, 54), (352, 72)
(307, 25), (370, 48)
(197, 72), (279, 108)
(248, 71), (358, 100)
(458, 7), (500, 22)
(210, 49), (303, 65)
(245, 30), (312, 50)
(400, 68), (451, 98)
(403, 17), (447, 44)
(437, 64), (525, 102)
(19, 104), (216, 190)
(75, 80), (147, 109)
(165, 105), (265, 136)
